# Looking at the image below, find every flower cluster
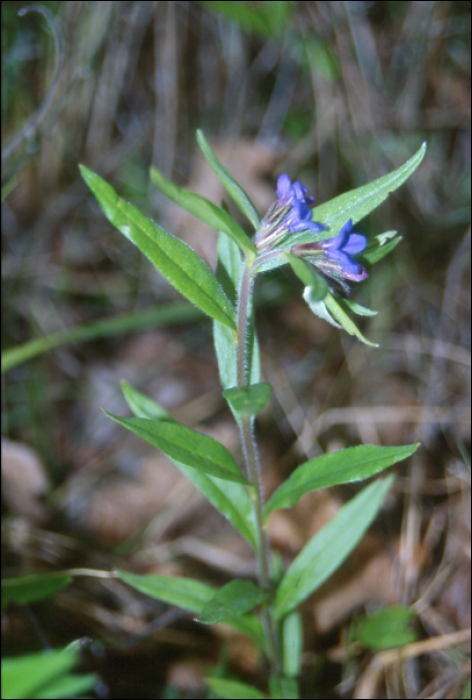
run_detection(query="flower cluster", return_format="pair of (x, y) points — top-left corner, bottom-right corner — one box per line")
(292, 219), (368, 282)
(256, 175), (368, 290)
(254, 174), (327, 252)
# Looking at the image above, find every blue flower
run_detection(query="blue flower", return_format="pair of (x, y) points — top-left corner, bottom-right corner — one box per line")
(276, 174), (314, 208)
(276, 175), (325, 235)
(321, 219), (367, 276)
(291, 219), (368, 285)
(255, 175), (327, 251)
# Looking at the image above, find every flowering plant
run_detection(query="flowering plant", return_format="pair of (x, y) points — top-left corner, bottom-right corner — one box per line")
(78, 132), (425, 699)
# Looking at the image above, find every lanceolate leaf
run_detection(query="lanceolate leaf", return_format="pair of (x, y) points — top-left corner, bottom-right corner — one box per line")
(341, 299), (378, 317)
(2, 573), (72, 610)
(176, 467), (257, 547)
(198, 580), (268, 624)
(303, 290), (378, 345)
(150, 166), (256, 255)
(120, 382), (257, 547)
(325, 293), (379, 347)
(310, 143), (427, 238)
(105, 411), (249, 485)
(117, 571), (265, 647)
(118, 570), (215, 613)
(121, 380), (174, 421)
(265, 444), (419, 517)
(79, 165), (236, 330)
(2, 649), (87, 700)
(362, 230), (402, 264)
(196, 130), (262, 231)
(274, 475), (394, 619)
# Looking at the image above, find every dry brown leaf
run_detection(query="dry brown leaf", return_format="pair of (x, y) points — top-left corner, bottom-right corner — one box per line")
(1, 439), (50, 522)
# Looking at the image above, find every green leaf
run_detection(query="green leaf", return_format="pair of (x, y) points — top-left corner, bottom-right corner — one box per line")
(355, 606), (418, 650)
(118, 570), (215, 613)
(1, 573), (72, 610)
(310, 143), (427, 237)
(362, 230), (402, 264)
(1, 649), (87, 700)
(303, 289), (379, 344)
(121, 380), (174, 421)
(79, 165), (236, 330)
(198, 580), (268, 624)
(150, 166), (256, 255)
(206, 677), (268, 700)
(269, 674), (299, 700)
(223, 383), (273, 417)
(120, 383), (257, 548)
(175, 467), (257, 546)
(303, 286), (341, 329)
(214, 320), (238, 390)
(274, 475), (395, 619)
(285, 254), (328, 300)
(213, 236), (242, 391)
(196, 130), (262, 231)
(325, 293), (379, 347)
(282, 610), (303, 679)
(118, 571), (265, 647)
(105, 412), (249, 485)
(341, 299), (378, 317)
(265, 444), (419, 518)
(34, 671), (98, 699)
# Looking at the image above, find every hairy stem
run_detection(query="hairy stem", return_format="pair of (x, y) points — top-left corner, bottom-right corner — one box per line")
(236, 259), (282, 674)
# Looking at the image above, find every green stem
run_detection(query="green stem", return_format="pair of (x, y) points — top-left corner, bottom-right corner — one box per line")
(236, 259), (282, 675)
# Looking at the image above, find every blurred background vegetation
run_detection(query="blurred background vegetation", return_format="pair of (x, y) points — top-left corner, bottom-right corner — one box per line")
(2, 1), (470, 698)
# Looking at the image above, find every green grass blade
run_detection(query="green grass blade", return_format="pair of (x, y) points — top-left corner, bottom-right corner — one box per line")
(2, 302), (200, 373)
